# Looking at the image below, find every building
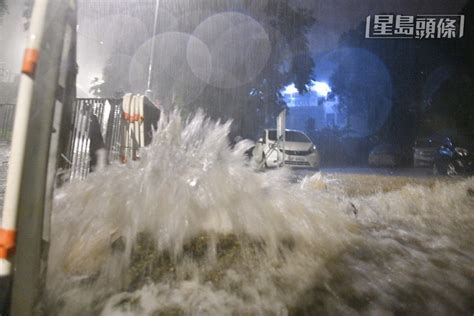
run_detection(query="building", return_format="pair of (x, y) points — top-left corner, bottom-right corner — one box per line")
(282, 82), (346, 131)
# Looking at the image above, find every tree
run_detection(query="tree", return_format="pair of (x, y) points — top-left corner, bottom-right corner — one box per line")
(95, 0), (315, 138)
(330, 47), (392, 137)
(329, 8), (474, 142)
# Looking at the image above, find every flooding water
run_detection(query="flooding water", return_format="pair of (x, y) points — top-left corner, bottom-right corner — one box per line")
(44, 112), (473, 315)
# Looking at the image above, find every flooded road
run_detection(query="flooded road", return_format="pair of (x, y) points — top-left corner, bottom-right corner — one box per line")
(41, 113), (473, 315)
(292, 167), (459, 197)
(0, 120), (473, 315)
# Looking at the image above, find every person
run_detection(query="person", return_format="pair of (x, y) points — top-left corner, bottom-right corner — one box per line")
(88, 113), (105, 172)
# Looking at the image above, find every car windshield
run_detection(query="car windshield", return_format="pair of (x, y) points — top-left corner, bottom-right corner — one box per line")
(268, 130), (310, 143)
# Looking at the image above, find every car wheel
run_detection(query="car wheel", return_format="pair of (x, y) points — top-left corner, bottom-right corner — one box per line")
(446, 162), (457, 176)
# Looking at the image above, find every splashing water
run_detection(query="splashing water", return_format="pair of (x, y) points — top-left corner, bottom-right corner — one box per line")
(45, 111), (474, 315)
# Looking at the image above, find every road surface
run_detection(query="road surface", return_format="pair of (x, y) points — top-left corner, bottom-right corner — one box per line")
(290, 166), (460, 196)
(0, 140), (462, 211)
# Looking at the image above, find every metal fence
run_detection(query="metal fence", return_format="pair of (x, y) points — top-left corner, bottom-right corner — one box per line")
(67, 97), (160, 180)
(0, 98), (160, 180)
(0, 104), (15, 141)
(67, 98), (123, 180)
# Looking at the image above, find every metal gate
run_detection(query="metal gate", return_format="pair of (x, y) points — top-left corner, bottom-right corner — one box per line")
(0, 98), (160, 180)
(66, 97), (159, 180)
(67, 98), (122, 179)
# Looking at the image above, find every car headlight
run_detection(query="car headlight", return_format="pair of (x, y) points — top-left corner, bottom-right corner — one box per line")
(310, 145), (317, 153)
(455, 147), (468, 157)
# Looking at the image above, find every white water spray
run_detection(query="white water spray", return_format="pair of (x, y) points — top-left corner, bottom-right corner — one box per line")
(45, 111), (474, 315)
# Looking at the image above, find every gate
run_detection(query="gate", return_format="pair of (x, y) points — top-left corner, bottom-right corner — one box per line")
(0, 97), (160, 180)
(66, 98), (122, 179)
(66, 97), (159, 180)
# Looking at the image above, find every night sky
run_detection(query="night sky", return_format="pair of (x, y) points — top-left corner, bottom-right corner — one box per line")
(292, 0), (468, 54)
(0, 0), (469, 91)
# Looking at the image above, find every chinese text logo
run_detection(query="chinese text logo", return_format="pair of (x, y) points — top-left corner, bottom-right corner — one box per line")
(365, 15), (465, 39)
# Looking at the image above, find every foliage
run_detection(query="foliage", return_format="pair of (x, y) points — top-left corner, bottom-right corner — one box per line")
(93, 0), (315, 139)
(330, 3), (474, 142)
(424, 74), (474, 134)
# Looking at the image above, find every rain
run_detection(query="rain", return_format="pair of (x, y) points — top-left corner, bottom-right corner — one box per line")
(0, 0), (473, 315)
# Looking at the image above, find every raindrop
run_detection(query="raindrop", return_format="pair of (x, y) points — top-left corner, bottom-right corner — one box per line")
(192, 12), (271, 89)
(129, 32), (210, 107)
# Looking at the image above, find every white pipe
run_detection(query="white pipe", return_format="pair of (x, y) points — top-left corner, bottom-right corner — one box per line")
(0, 0), (49, 276)
(139, 95), (145, 147)
(132, 95), (139, 159)
(133, 96), (140, 152)
(128, 95), (134, 159)
(146, 0), (160, 93)
(121, 93), (132, 161)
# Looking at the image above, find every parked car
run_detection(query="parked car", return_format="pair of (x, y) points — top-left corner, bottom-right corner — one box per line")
(433, 135), (474, 175)
(413, 137), (442, 167)
(252, 129), (320, 169)
(368, 144), (401, 167)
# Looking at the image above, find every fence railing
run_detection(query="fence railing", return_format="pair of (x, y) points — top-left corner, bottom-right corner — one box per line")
(66, 98), (124, 179)
(66, 97), (159, 180)
(1, 98), (160, 180)
(0, 104), (15, 141)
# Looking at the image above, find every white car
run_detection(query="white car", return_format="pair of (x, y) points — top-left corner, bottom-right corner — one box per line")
(252, 129), (320, 169)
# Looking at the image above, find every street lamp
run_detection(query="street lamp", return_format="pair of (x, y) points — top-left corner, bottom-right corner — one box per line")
(146, 0), (160, 99)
